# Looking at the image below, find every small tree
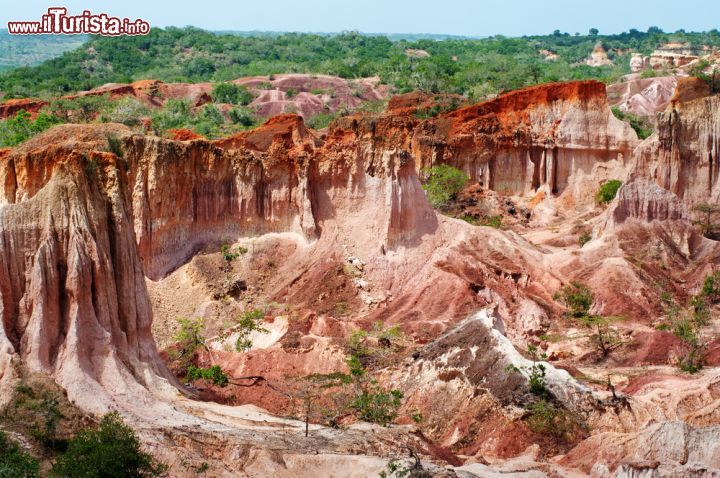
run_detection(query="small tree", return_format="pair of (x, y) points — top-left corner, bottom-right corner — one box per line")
(420, 164), (469, 209)
(234, 309), (269, 352)
(692, 203), (720, 238)
(507, 344), (548, 397)
(173, 317), (205, 369)
(671, 310), (705, 373)
(556, 282), (622, 358)
(50, 413), (167, 478)
(174, 317), (205, 352)
(346, 356), (403, 426)
(578, 315), (622, 358)
(286, 372), (353, 436)
(662, 286), (710, 373)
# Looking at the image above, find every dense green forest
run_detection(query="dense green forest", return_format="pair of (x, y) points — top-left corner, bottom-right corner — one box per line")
(1, 26), (719, 100)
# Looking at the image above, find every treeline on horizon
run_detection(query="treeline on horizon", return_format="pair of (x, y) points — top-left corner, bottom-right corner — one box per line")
(1, 26), (720, 100)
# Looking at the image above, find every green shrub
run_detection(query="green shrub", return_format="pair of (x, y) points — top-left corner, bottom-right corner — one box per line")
(578, 232), (592, 246)
(661, 282), (711, 374)
(46, 94), (111, 123)
(186, 365), (229, 387)
(346, 356), (402, 425)
(379, 460), (412, 478)
(639, 68), (657, 79)
(306, 111), (339, 130)
(106, 135), (123, 158)
(421, 164), (469, 208)
(346, 323), (405, 367)
(0, 431), (40, 478)
(220, 244), (241, 262)
(556, 281), (594, 317)
(98, 97), (150, 126)
(351, 383), (403, 427)
(228, 107), (256, 127)
(480, 215), (503, 228)
(526, 399), (586, 443)
(212, 83), (254, 105)
(50, 412), (166, 478)
(688, 59), (717, 91)
(701, 270), (720, 302)
(372, 322), (402, 342)
(611, 107), (653, 139)
(0, 110), (60, 147)
(192, 104), (225, 138)
(596, 179), (623, 204)
(461, 214), (503, 228)
(673, 317), (703, 373)
(506, 344), (549, 397)
(151, 98), (192, 135)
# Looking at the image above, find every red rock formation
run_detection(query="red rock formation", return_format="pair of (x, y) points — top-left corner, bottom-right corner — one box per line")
(166, 129), (204, 141)
(2, 81), (720, 475)
(410, 81), (637, 202)
(0, 81), (639, 405)
(0, 124), (173, 412)
(670, 76), (711, 105)
(0, 98), (47, 119)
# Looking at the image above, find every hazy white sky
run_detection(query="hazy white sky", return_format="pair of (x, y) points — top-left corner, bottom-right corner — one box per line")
(3, 0), (719, 36)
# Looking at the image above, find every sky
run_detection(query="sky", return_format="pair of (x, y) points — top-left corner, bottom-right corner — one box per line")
(3, 0), (720, 37)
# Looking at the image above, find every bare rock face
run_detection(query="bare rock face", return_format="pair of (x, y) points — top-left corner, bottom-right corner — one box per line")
(649, 42), (701, 69)
(634, 91), (720, 208)
(607, 75), (678, 117)
(629, 53), (648, 73)
(0, 83), (655, 400)
(410, 81), (638, 206)
(607, 179), (689, 225)
(564, 421), (720, 477)
(586, 42), (614, 67)
(0, 124), (173, 412)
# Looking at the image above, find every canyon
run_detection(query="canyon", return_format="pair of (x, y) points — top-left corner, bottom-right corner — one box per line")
(1, 77), (720, 477)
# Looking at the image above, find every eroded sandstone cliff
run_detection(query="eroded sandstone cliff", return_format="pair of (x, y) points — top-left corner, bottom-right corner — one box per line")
(635, 82), (720, 208)
(1, 80), (719, 477)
